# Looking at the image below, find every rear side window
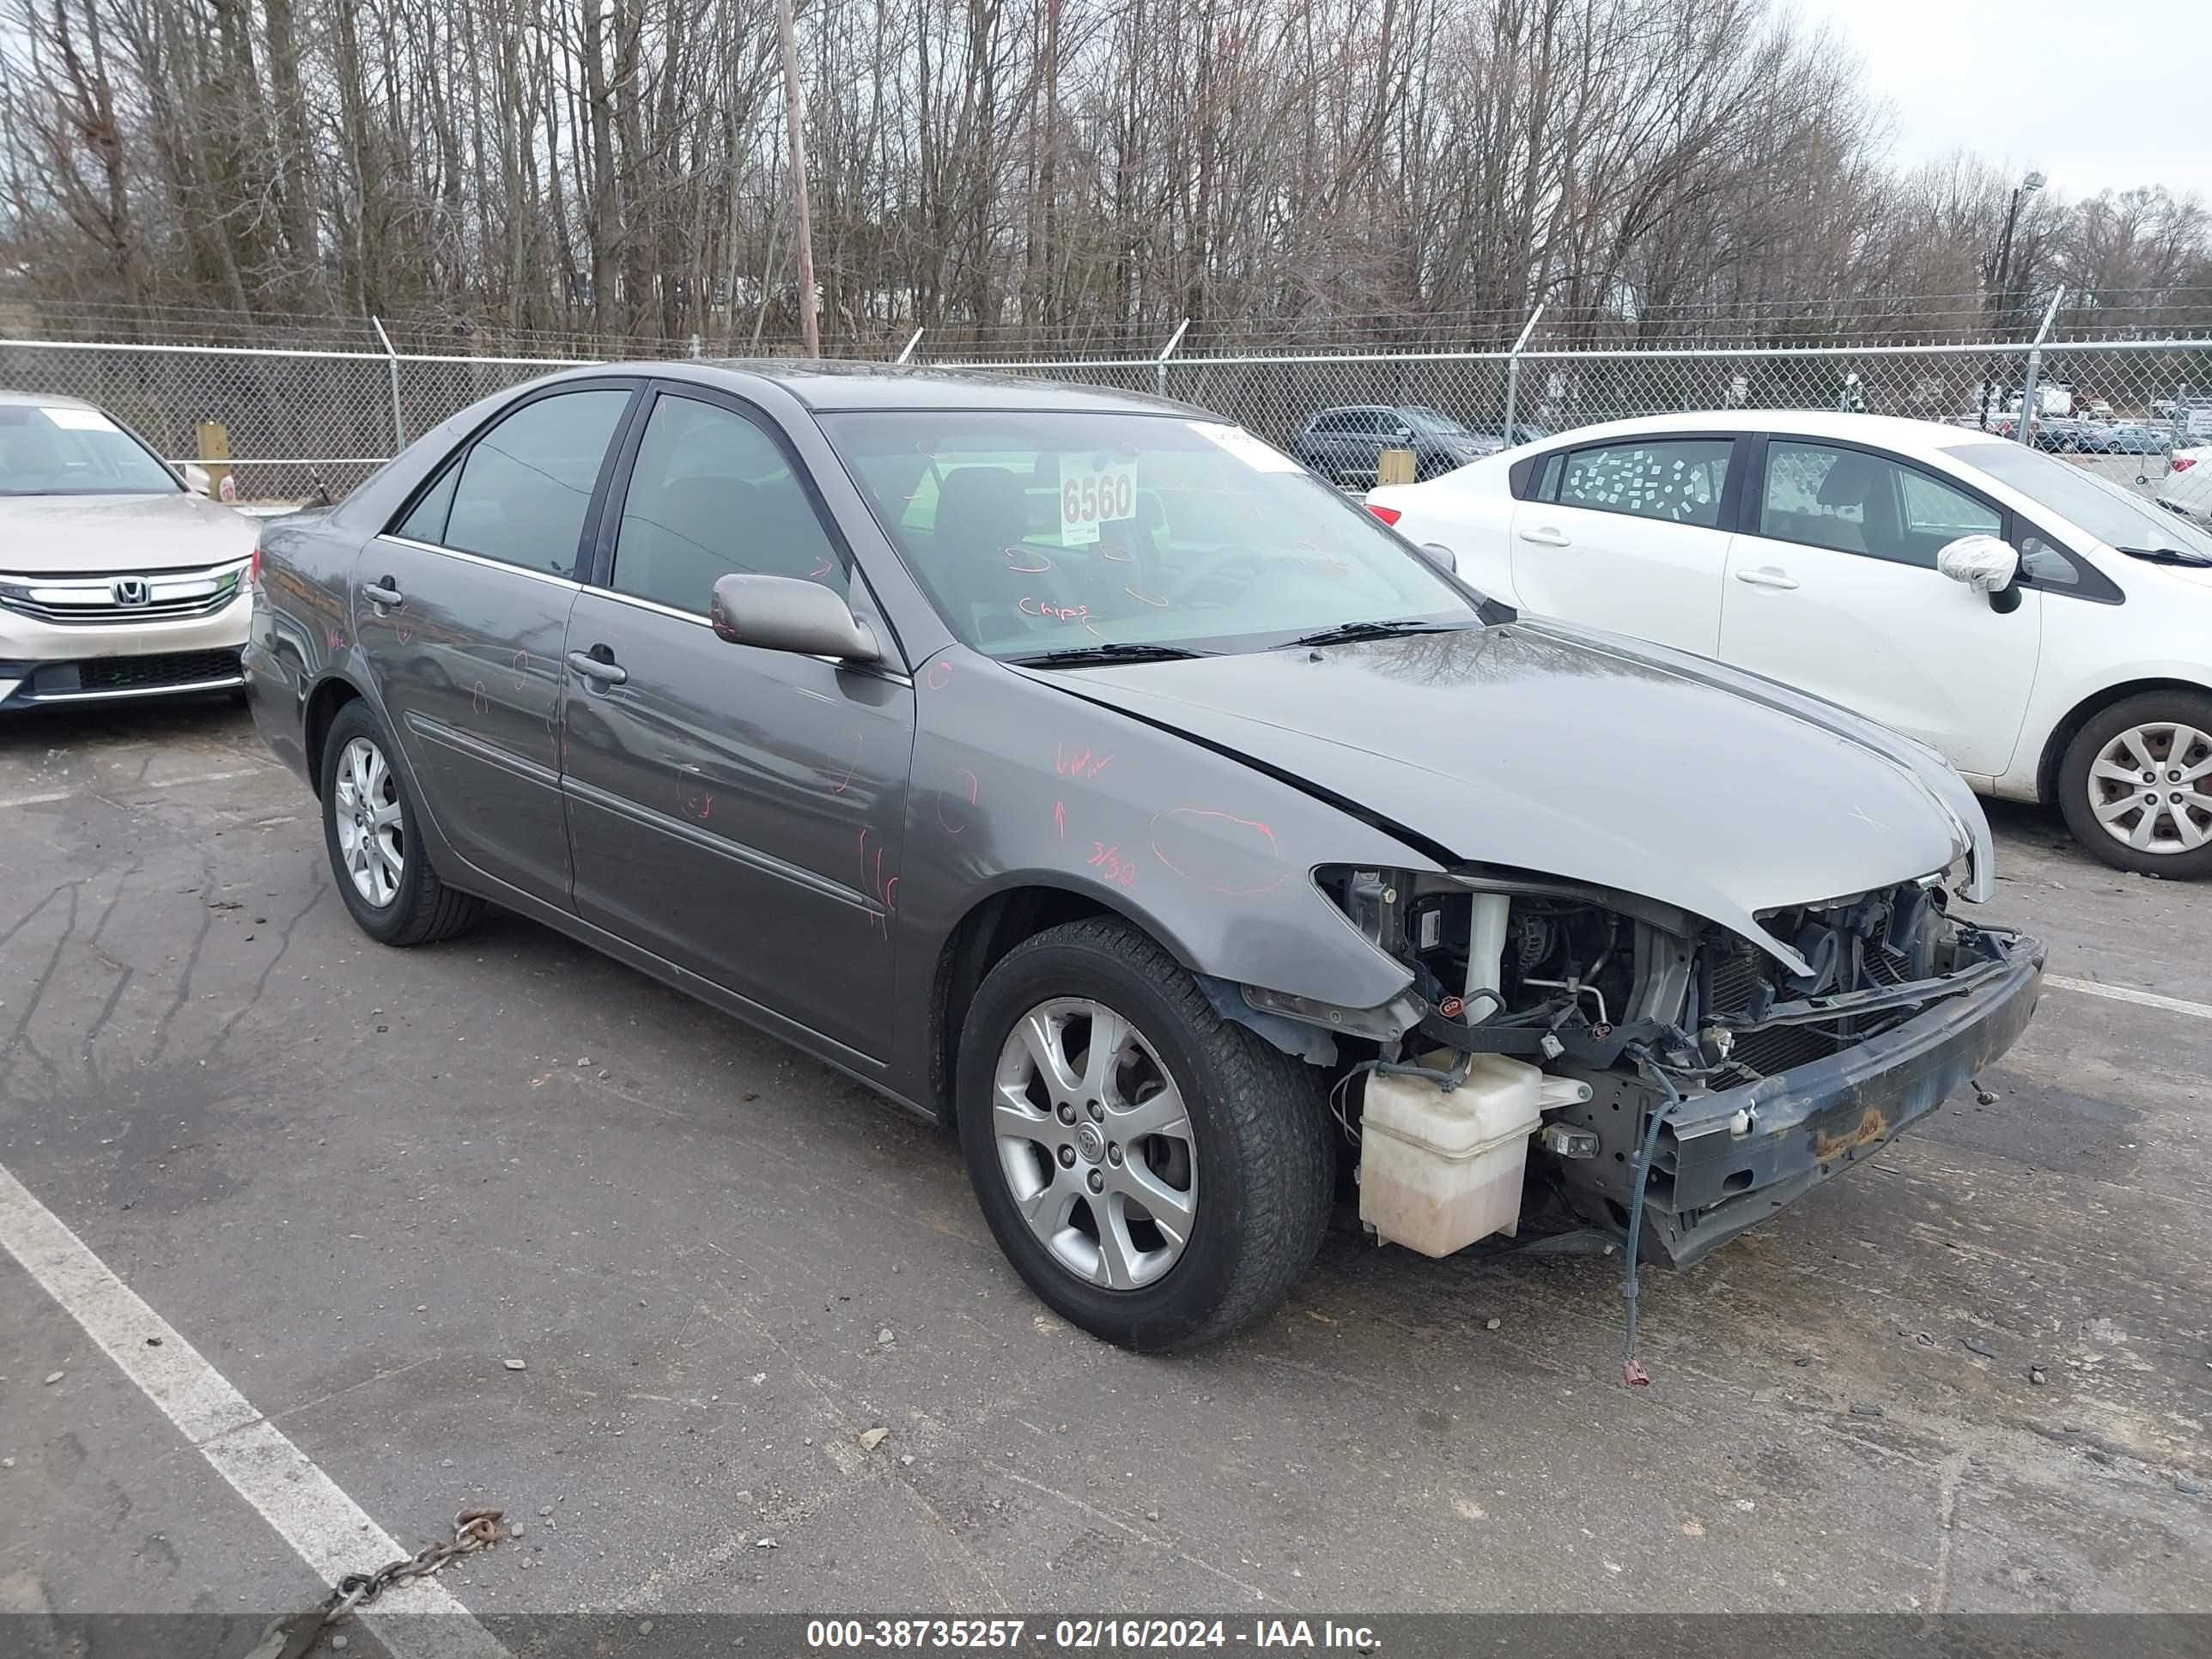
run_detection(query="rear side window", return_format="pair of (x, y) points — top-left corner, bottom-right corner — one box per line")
(1558, 439), (1732, 528)
(609, 393), (847, 613)
(433, 389), (630, 576)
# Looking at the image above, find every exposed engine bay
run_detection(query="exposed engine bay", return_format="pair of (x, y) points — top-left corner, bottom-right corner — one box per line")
(1281, 864), (2020, 1271)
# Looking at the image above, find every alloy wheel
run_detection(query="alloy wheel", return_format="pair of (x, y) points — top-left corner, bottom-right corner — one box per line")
(991, 996), (1198, 1291)
(333, 735), (406, 906)
(2086, 720), (2212, 854)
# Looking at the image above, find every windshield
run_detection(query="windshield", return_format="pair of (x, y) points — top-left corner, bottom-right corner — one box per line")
(1945, 440), (2212, 561)
(0, 404), (180, 496)
(1406, 407), (1470, 435)
(822, 410), (1479, 659)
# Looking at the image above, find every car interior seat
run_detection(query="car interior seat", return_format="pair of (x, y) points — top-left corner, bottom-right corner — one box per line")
(931, 466), (1073, 641)
(622, 473), (763, 607)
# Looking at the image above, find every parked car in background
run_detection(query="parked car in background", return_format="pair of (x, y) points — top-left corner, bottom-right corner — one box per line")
(2080, 422), (2169, 455)
(1291, 405), (1501, 486)
(1469, 422), (1556, 447)
(2159, 447), (2212, 523)
(244, 363), (2040, 1353)
(1367, 410), (2212, 876)
(2033, 416), (2087, 452)
(1, 391), (258, 711)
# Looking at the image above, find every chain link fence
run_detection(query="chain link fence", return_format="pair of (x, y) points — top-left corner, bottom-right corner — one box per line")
(4, 319), (2209, 517)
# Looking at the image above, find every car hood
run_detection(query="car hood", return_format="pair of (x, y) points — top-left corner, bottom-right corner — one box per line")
(0, 492), (259, 574)
(1022, 620), (1992, 975)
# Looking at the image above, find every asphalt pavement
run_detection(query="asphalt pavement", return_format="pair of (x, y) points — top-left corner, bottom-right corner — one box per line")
(0, 701), (2206, 1631)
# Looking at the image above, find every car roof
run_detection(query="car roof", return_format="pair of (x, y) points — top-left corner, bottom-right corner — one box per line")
(619, 359), (1212, 417)
(1525, 408), (2013, 459)
(0, 389), (96, 410)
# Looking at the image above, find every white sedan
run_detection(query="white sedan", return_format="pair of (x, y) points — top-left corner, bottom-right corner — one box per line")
(1366, 411), (2212, 875)
(2160, 446), (2211, 523)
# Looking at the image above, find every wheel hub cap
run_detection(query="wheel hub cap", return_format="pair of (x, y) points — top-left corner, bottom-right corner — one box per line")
(333, 735), (406, 907)
(991, 997), (1198, 1291)
(2087, 721), (2212, 855)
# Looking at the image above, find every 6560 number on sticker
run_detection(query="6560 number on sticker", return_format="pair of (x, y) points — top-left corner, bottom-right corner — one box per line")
(1060, 463), (1137, 545)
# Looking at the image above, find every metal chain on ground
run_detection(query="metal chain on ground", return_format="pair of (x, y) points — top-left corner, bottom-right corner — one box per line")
(244, 1506), (503, 1659)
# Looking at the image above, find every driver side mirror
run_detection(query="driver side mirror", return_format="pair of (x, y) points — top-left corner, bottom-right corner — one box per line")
(181, 462), (214, 496)
(1419, 542), (1458, 574)
(709, 574), (880, 663)
(1937, 535), (2023, 612)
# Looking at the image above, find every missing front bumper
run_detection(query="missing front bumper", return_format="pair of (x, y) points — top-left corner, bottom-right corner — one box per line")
(1560, 927), (2045, 1268)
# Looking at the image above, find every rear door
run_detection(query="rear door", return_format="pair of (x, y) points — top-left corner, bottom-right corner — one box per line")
(356, 380), (637, 903)
(1507, 434), (1742, 655)
(559, 384), (914, 1060)
(1718, 435), (2042, 778)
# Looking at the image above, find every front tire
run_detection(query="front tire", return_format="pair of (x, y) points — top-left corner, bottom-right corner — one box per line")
(956, 917), (1334, 1352)
(2057, 691), (2212, 877)
(320, 701), (486, 944)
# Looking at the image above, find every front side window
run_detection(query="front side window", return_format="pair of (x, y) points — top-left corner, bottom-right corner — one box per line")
(1557, 439), (1732, 528)
(0, 404), (179, 496)
(1762, 442), (1996, 569)
(822, 410), (1476, 658)
(434, 389), (630, 575)
(609, 394), (845, 614)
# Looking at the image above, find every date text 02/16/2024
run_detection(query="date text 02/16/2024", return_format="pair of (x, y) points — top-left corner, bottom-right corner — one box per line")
(804, 1619), (1382, 1651)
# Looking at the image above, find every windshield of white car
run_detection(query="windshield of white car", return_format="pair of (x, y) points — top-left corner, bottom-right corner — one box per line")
(1945, 440), (2212, 562)
(0, 404), (180, 496)
(822, 409), (1481, 661)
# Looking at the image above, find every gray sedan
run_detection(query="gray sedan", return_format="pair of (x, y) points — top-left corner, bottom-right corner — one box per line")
(246, 363), (2042, 1354)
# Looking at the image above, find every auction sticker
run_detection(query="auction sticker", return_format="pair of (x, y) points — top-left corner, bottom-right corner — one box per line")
(1060, 455), (1137, 545)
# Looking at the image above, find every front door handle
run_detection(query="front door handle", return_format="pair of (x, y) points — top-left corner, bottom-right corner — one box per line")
(1734, 567), (1800, 590)
(361, 577), (403, 607)
(566, 648), (629, 687)
(1518, 526), (1571, 547)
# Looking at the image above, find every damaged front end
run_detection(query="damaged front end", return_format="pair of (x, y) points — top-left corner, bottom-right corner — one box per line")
(1288, 865), (2044, 1270)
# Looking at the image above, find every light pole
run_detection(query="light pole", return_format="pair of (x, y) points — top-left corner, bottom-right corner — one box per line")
(1982, 169), (2045, 429)
(776, 0), (821, 358)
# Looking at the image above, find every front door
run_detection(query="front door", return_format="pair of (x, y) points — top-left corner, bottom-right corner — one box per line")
(1507, 434), (1740, 656)
(1718, 437), (2043, 780)
(559, 386), (914, 1060)
(354, 381), (635, 902)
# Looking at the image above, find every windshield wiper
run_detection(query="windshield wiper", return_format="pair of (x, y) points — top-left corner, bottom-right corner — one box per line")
(1283, 618), (1466, 648)
(1002, 642), (1218, 668)
(2116, 545), (2212, 567)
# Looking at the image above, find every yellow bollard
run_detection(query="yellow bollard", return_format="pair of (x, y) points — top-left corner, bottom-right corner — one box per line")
(196, 421), (236, 501)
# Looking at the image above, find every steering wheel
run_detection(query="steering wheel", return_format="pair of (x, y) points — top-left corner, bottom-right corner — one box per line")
(1162, 544), (1267, 606)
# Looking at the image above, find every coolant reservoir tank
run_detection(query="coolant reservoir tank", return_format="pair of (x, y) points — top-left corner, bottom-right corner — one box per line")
(1358, 1055), (1588, 1257)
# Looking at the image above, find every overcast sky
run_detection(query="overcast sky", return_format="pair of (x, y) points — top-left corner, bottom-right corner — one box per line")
(1788, 0), (2210, 203)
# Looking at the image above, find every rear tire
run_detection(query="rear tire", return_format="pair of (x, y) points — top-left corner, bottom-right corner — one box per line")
(955, 917), (1334, 1352)
(2057, 690), (2212, 878)
(320, 701), (486, 945)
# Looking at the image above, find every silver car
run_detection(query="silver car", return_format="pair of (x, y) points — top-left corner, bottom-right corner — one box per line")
(1, 391), (257, 710)
(246, 362), (2044, 1356)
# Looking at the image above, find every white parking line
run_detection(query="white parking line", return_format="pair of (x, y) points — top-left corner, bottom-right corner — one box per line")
(2048, 975), (2212, 1022)
(0, 1161), (507, 1657)
(0, 767), (267, 810)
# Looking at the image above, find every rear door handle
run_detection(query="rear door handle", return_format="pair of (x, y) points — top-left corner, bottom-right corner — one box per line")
(1734, 567), (1800, 590)
(1518, 526), (1571, 548)
(362, 578), (403, 607)
(566, 649), (628, 687)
